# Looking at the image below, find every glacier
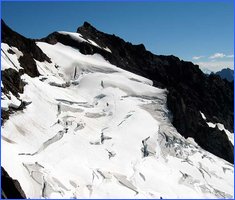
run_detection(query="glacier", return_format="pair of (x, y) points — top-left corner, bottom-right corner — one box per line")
(1, 31), (234, 198)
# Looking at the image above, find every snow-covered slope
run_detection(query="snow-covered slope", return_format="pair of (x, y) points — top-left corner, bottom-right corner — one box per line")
(1, 38), (234, 198)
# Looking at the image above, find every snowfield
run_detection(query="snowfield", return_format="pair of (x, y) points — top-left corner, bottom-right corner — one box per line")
(1, 40), (234, 199)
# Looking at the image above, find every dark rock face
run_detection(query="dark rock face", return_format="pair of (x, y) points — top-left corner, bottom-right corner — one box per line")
(1, 20), (51, 125)
(1, 68), (26, 125)
(1, 19), (51, 77)
(2, 68), (25, 97)
(196, 125), (234, 163)
(41, 22), (233, 163)
(1, 167), (26, 199)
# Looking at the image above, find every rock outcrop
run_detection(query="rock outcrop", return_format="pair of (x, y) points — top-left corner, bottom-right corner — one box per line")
(2, 19), (51, 77)
(1, 20), (51, 124)
(1, 167), (26, 199)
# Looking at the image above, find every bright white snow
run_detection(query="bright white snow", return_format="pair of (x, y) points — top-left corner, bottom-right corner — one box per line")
(1, 41), (234, 199)
(1, 92), (21, 111)
(200, 111), (206, 120)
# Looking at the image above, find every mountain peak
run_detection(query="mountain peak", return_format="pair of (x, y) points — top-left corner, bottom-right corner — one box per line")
(77, 21), (97, 33)
(83, 21), (93, 28)
(215, 68), (234, 82)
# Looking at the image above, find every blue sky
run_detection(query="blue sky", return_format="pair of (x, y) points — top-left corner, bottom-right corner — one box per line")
(2, 1), (234, 71)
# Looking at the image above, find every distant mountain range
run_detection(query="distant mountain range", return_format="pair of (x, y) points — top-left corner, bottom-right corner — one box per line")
(214, 68), (234, 82)
(202, 68), (234, 82)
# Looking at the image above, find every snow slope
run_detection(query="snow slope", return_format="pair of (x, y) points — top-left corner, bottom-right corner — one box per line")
(1, 41), (234, 198)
